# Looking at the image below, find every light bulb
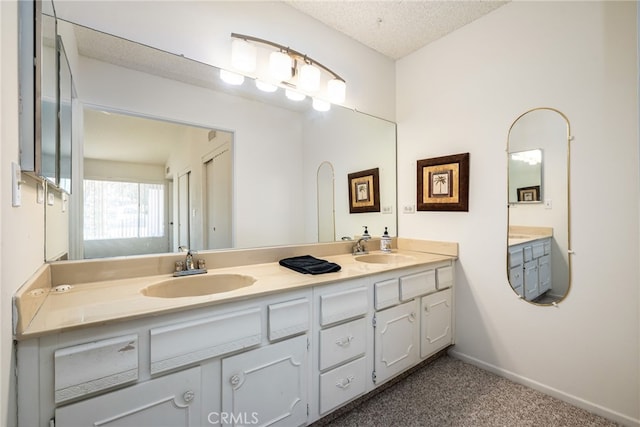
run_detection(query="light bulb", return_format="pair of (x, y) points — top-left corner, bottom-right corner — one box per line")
(255, 80), (278, 93)
(219, 69), (245, 85)
(328, 79), (346, 103)
(312, 98), (331, 112)
(270, 51), (293, 81)
(231, 39), (257, 73)
(285, 89), (306, 101)
(299, 63), (320, 92)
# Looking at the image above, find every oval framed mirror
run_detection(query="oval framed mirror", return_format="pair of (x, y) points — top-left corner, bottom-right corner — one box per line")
(507, 107), (572, 305)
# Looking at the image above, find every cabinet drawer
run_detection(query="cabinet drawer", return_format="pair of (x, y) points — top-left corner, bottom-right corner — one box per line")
(399, 270), (436, 301)
(374, 278), (399, 310)
(436, 265), (453, 290)
(532, 242), (545, 258)
(319, 356), (367, 414)
(268, 297), (309, 341)
(320, 286), (368, 326)
(319, 317), (367, 371)
(54, 334), (138, 403)
(150, 308), (261, 375)
(508, 247), (523, 268)
(544, 240), (551, 255)
(523, 246), (533, 262)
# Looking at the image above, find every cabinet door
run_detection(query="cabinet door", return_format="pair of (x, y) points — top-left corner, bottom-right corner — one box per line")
(55, 367), (201, 427)
(538, 254), (552, 294)
(374, 300), (418, 384)
(222, 335), (308, 427)
(523, 260), (539, 301)
(420, 289), (452, 358)
(509, 266), (524, 297)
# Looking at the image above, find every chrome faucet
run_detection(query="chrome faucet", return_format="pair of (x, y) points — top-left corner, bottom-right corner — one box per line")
(174, 246), (206, 276)
(353, 237), (369, 255)
(178, 246), (196, 270)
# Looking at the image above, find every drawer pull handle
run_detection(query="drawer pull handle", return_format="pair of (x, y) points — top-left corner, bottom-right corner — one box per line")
(183, 390), (195, 403)
(336, 376), (354, 389)
(336, 335), (354, 347)
(230, 375), (241, 386)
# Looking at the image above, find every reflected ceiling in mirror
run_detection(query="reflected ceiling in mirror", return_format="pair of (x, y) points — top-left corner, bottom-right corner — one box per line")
(48, 19), (397, 261)
(506, 108), (571, 306)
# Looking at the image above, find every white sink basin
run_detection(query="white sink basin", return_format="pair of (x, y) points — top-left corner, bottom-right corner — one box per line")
(141, 274), (256, 298)
(355, 253), (415, 264)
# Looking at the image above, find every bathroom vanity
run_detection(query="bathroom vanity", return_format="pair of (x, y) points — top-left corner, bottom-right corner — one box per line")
(508, 227), (553, 301)
(13, 239), (457, 427)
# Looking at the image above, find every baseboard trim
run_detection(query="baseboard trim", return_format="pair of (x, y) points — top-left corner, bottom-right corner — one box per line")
(448, 349), (640, 427)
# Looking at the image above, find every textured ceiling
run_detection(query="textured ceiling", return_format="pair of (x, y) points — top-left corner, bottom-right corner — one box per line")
(286, 1), (508, 60)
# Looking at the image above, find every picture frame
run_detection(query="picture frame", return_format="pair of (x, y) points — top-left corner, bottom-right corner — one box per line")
(348, 168), (380, 213)
(417, 153), (470, 212)
(517, 185), (540, 202)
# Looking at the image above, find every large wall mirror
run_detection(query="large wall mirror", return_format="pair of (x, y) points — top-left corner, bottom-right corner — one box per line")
(43, 16), (397, 260)
(507, 107), (572, 305)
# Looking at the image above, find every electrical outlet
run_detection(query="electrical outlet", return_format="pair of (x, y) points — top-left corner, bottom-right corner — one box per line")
(544, 199), (552, 209)
(382, 205), (393, 214)
(403, 205), (415, 214)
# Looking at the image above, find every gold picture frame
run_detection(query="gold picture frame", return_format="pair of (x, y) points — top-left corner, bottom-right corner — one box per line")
(417, 153), (470, 212)
(348, 168), (380, 213)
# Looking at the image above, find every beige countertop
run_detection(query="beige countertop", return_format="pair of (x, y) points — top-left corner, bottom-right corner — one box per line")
(508, 225), (553, 247)
(15, 243), (456, 340)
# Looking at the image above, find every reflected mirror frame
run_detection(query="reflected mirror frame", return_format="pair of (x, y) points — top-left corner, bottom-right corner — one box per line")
(506, 107), (573, 306)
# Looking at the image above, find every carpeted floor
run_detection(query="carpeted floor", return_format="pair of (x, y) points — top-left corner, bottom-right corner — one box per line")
(319, 355), (619, 427)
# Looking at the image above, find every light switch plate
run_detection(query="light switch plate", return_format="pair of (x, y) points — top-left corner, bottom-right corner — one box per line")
(382, 205), (393, 214)
(37, 182), (45, 204)
(12, 162), (21, 207)
(403, 205), (415, 214)
(47, 192), (55, 206)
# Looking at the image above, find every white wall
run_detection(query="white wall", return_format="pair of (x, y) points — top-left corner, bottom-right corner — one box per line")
(397, 1), (639, 424)
(1, 3), (48, 426)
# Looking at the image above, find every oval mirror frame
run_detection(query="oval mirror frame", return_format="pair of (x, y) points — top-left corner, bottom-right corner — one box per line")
(507, 107), (572, 306)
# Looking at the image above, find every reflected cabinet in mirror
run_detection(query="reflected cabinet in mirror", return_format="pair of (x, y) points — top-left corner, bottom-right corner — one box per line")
(507, 108), (572, 305)
(44, 18), (397, 261)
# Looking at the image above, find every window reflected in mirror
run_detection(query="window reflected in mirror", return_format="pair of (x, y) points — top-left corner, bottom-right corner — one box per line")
(507, 108), (572, 305)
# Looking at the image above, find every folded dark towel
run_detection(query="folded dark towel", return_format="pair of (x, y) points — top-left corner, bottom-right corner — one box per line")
(279, 255), (341, 275)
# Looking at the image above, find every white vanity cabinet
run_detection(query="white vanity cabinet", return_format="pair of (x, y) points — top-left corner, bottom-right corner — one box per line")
(55, 366), (203, 426)
(312, 279), (372, 418)
(372, 263), (454, 385)
(17, 289), (312, 427)
(17, 257), (456, 427)
(221, 334), (308, 427)
(509, 237), (552, 301)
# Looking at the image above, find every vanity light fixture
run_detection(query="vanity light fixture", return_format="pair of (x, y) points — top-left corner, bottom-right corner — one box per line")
(230, 38), (257, 72)
(255, 80), (278, 93)
(219, 69), (244, 86)
(312, 98), (331, 112)
(285, 89), (306, 101)
(228, 33), (346, 105)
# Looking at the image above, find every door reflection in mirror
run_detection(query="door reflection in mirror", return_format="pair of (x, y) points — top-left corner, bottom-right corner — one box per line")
(317, 162), (335, 243)
(507, 108), (572, 305)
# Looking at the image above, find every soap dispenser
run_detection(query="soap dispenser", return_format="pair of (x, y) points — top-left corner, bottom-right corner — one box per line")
(362, 226), (371, 240)
(380, 227), (392, 253)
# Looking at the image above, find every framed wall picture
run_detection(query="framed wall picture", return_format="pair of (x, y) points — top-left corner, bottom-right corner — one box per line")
(417, 153), (470, 211)
(517, 185), (540, 202)
(348, 168), (380, 213)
